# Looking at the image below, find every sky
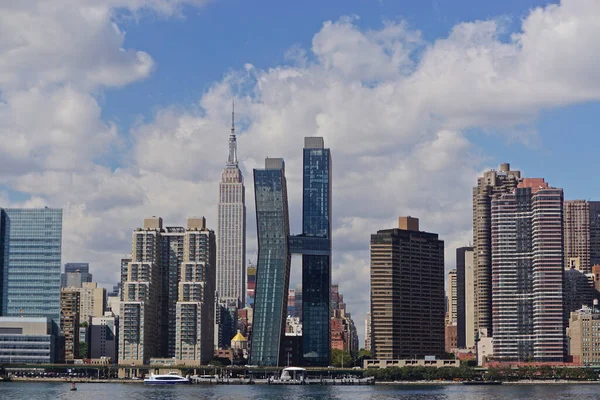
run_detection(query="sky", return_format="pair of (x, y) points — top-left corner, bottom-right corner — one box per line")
(2, 0), (600, 346)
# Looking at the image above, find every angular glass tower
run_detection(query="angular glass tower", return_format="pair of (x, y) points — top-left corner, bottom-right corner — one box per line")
(249, 158), (291, 366)
(300, 137), (331, 366)
(1, 208), (62, 325)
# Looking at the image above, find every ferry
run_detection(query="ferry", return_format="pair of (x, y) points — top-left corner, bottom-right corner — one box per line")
(144, 371), (190, 385)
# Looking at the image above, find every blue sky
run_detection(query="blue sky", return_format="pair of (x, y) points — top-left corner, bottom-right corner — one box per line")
(1, 0), (599, 343)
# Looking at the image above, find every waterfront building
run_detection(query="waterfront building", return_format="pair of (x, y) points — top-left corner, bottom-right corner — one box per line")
(249, 157), (291, 367)
(473, 163), (521, 336)
(61, 263), (92, 288)
(370, 217), (445, 359)
(456, 247), (475, 349)
(0, 208), (63, 326)
(491, 178), (564, 362)
(60, 289), (80, 360)
(567, 305), (600, 365)
(174, 217), (216, 366)
(90, 311), (119, 362)
(0, 317), (58, 364)
(217, 106), (246, 307)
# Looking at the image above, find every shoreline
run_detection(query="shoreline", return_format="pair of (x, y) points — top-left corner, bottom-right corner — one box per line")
(6, 377), (600, 385)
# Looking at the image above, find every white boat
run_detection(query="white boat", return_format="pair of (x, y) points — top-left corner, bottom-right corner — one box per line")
(144, 371), (190, 385)
(276, 367), (307, 383)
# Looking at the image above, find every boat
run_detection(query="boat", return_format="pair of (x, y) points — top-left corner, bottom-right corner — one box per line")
(279, 367), (307, 383)
(70, 382), (77, 391)
(144, 371), (190, 385)
(462, 380), (502, 385)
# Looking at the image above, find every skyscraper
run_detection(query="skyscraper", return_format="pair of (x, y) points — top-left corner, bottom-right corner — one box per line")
(217, 105), (246, 307)
(370, 217), (445, 359)
(491, 178), (564, 362)
(472, 163), (521, 336)
(297, 137), (332, 366)
(589, 202), (600, 266)
(1, 208), (62, 325)
(60, 289), (80, 360)
(249, 158), (291, 367)
(456, 247), (475, 349)
(61, 262), (92, 288)
(564, 200), (591, 272)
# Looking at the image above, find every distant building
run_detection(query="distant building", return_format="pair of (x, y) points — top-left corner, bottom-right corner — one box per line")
(456, 247), (475, 349)
(445, 325), (458, 353)
(246, 262), (257, 308)
(60, 289), (80, 361)
(446, 269), (457, 326)
(564, 200), (591, 273)
(476, 328), (493, 366)
(217, 106), (246, 308)
(61, 263), (92, 288)
(370, 216), (445, 359)
(564, 268), (595, 327)
(63, 282), (106, 324)
(365, 312), (371, 352)
(285, 316), (302, 336)
(90, 311), (119, 362)
(330, 284), (358, 356)
(215, 299), (237, 350)
(0, 317), (59, 364)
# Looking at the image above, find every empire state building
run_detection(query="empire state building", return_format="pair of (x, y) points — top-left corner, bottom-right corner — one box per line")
(216, 105), (246, 306)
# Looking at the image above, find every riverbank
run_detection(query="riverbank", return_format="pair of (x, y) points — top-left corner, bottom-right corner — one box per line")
(9, 377), (142, 384)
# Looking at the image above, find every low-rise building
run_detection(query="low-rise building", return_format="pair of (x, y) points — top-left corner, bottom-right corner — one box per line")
(445, 324), (458, 353)
(363, 358), (460, 369)
(0, 317), (59, 364)
(567, 305), (600, 365)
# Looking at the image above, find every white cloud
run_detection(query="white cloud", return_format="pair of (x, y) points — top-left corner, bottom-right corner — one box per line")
(1, 0), (600, 345)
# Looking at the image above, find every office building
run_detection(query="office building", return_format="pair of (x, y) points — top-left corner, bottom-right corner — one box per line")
(564, 200), (591, 272)
(590, 202), (600, 266)
(217, 106), (246, 307)
(567, 305), (600, 365)
(456, 247), (475, 349)
(215, 298), (237, 350)
(473, 163), (521, 335)
(0, 317), (59, 364)
(564, 268), (594, 326)
(90, 311), (119, 362)
(61, 263), (92, 288)
(0, 208), (63, 326)
(370, 217), (445, 359)
(174, 217), (216, 365)
(446, 269), (457, 326)
(249, 158), (291, 366)
(60, 289), (80, 360)
(491, 178), (564, 362)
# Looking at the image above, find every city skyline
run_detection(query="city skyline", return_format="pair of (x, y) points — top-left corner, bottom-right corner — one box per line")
(3, 0), (600, 347)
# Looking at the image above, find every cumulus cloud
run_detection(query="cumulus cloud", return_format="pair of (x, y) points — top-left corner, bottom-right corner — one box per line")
(1, 0), (600, 344)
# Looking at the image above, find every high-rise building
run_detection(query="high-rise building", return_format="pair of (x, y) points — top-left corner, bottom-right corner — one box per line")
(365, 312), (371, 353)
(61, 263), (92, 288)
(491, 179), (564, 362)
(370, 217), (445, 359)
(288, 137), (332, 366)
(564, 268), (594, 326)
(564, 200), (591, 272)
(214, 299), (237, 350)
(217, 106), (246, 308)
(60, 289), (80, 360)
(0, 208), (62, 326)
(160, 226), (185, 357)
(446, 269), (457, 326)
(64, 282), (106, 324)
(246, 262), (256, 308)
(456, 247), (475, 349)
(330, 285), (358, 356)
(90, 311), (119, 362)
(294, 283), (303, 321)
(473, 163), (521, 335)
(249, 158), (291, 367)
(175, 217), (216, 365)
(590, 202), (600, 266)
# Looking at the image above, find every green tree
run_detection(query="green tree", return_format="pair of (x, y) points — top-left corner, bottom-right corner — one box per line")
(79, 342), (88, 358)
(331, 349), (353, 368)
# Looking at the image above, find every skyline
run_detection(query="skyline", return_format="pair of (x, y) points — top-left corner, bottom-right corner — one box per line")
(2, 0), (600, 346)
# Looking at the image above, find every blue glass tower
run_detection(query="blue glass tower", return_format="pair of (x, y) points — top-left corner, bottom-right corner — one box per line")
(1, 208), (62, 325)
(250, 158), (291, 366)
(299, 137), (331, 366)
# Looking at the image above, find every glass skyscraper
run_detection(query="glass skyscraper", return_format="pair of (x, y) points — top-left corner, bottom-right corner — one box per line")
(250, 158), (291, 366)
(1, 208), (62, 325)
(299, 137), (331, 366)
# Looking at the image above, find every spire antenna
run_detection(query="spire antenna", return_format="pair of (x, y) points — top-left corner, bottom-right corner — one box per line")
(231, 98), (235, 134)
(227, 98), (238, 166)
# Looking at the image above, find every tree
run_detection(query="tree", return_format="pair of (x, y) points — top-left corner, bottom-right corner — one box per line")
(331, 349), (353, 368)
(79, 342), (88, 358)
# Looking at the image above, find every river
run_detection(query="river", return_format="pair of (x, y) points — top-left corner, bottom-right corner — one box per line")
(1, 382), (600, 399)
